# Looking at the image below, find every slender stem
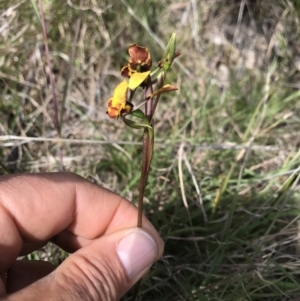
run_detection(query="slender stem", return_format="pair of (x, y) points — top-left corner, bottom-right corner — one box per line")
(137, 129), (150, 227)
(145, 76), (153, 119)
(132, 76), (154, 301)
(150, 72), (166, 121)
(38, 0), (60, 136)
(38, 0), (64, 170)
(59, 0), (82, 136)
(137, 76), (154, 228)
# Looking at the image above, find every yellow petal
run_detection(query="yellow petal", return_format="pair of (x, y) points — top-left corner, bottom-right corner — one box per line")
(128, 71), (150, 90)
(112, 80), (128, 107)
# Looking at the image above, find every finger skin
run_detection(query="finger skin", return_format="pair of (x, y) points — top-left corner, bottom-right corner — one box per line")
(2, 228), (160, 301)
(0, 173), (163, 298)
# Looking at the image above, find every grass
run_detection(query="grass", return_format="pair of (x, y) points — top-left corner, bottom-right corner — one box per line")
(1, 0), (300, 300)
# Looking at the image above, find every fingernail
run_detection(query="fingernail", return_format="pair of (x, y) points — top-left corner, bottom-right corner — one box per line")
(117, 228), (158, 280)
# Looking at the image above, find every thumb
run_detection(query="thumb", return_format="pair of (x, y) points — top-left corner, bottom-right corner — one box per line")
(7, 228), (163, 301)
(56, 227), (164, 300)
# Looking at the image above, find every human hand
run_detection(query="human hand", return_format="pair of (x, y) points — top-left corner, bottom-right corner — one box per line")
(0, 173), (163, 301)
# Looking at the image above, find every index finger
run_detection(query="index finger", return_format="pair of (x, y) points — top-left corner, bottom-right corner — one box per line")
(0, 173), (157, 272)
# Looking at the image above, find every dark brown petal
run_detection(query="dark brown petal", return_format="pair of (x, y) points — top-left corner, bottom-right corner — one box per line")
(121, 66), (130, 77)
(128, 44), (150, 64)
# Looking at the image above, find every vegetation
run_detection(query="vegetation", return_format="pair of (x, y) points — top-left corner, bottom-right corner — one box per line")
(1, 0), (300, 300)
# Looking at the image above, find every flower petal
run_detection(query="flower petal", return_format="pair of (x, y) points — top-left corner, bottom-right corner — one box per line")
(112, 80), (128, 107)
(146, 84), (178, 100)
(106, 106), (120, 118)
(128, 44), (152, 72)
(123, 101), (134, 114)
(128, 44), (150, 63)
(128, 71), (150, 90)
(121, 66), (130, 77)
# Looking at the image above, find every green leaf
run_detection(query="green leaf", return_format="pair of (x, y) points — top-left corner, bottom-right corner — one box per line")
(122, 109), (153, 137)
(30, 0), (41, 25)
